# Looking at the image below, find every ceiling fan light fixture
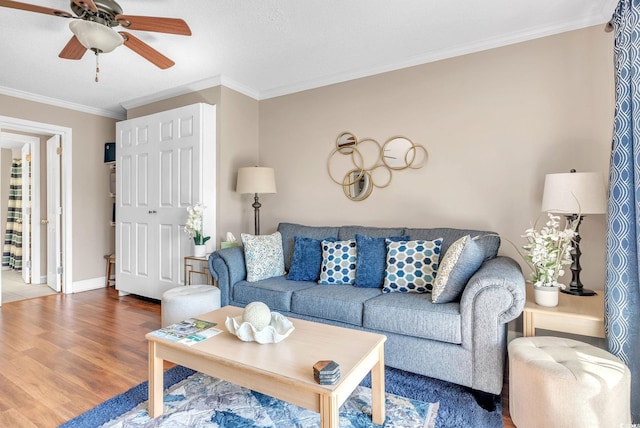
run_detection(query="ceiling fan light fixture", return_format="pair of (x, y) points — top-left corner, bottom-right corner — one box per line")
(69, 20), (123, 53)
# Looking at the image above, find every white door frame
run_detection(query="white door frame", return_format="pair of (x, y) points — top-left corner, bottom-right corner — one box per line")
(46, 135), (62, 292)
(21, 141), (32, 284)
(0, 132), (41, 284)
(0, 115), (73, 294)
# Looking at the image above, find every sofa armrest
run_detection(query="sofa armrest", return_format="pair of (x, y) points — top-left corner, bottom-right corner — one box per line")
(208, 246), (246, 307)
(459, 256), (525, 394)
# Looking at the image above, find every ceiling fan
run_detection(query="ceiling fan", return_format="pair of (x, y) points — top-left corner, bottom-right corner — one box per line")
(0, 0), (191, 71)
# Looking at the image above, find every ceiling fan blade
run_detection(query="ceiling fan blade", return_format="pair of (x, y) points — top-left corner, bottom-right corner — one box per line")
(71, 0), (97, 13)
(59, 35), (87, 60)
(120, 32), (175, 69)
(116, 15), (191, 36)
(0, 0), (72, 17)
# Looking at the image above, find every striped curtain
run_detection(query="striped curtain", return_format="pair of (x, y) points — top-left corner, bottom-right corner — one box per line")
(2, 159), (22, 271)
(606, 0), (640, 423)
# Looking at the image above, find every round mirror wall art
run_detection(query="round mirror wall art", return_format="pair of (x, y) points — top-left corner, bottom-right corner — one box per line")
(327, 132), (429, 201)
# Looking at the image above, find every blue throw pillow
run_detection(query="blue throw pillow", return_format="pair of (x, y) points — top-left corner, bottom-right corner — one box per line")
(287, 236), (334, 281)
(354, 234), (409, 288)
(432, 235), (484, 303)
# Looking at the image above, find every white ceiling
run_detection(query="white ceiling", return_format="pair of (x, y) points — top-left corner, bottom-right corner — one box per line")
(0, 0), (617, 120)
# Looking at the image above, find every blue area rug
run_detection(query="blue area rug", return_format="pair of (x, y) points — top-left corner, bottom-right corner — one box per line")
(60, 366), (501, 427)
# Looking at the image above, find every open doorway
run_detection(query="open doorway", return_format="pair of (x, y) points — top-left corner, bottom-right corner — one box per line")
(0, 131), (57, 303)
(0, 115), (72, 307)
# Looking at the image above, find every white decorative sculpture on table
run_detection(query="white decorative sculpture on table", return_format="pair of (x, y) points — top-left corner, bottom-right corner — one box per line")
(225, 301), (295, 344)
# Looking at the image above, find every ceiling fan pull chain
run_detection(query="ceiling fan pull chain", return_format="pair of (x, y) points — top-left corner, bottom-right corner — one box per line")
(95, 51), (100, 83)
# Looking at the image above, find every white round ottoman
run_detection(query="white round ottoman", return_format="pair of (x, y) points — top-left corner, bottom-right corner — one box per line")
(508, 336), (631, 428)
(161, 285), (221, 327)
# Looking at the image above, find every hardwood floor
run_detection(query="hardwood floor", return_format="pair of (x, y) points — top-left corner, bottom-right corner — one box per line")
(0, 287), (517, 427)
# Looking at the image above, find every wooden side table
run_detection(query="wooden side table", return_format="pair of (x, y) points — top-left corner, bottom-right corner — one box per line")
(183, 255), (213, 285)
(523, 283), (605, 338)
(104, 254), (115, 287)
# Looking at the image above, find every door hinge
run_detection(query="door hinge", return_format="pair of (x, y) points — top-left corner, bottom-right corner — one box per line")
(26, 260), (32, 269)
(56, 146), (63, 155)
(57, 266), (63, 274)
(26, 154), (31, 162)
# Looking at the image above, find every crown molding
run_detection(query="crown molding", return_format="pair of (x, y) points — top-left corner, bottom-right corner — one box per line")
(0, 85), (125, 120)
(259, 17), (611, 100)
(120, 75), (260, 111)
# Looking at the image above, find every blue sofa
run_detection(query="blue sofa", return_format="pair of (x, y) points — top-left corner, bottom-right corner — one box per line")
(208, 222), (525, 396)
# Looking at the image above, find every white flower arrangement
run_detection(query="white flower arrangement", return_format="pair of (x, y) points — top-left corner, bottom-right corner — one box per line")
(184, 203), (210, 245)
(522, 213), (578, 289)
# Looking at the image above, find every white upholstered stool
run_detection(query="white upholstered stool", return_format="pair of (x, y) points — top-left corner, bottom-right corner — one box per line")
(508, 336), (631, 428)
(161, 285), (221, 327)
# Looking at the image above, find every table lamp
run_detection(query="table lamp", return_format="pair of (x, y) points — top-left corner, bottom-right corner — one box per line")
(236, 167), (277, 235)
(541, 169), (607, 296)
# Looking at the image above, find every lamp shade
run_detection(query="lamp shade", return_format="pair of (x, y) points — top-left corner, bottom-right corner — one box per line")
(69, 20), (123, 53)
(541, 171), (606, 215)
(236, 167), (277, 194)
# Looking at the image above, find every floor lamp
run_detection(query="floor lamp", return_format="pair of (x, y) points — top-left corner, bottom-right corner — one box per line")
(541, 170), (607, 296)
(236, 167), (277, 235)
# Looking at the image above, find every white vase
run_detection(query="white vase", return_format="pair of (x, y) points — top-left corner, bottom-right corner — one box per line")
(533, 285), (559, 307)
(194, 244), (207, 258)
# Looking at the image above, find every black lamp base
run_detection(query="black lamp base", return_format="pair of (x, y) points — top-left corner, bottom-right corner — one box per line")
(561, 287), (597, 296)
(563, 214), (597, 297)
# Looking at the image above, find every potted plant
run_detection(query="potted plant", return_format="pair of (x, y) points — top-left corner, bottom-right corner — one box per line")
(521, 213), (578, 307)
(184, 203), (210, 258)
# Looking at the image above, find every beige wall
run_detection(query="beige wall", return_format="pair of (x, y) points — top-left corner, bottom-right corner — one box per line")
(0, 95), (117, 283)
(258, 25), (615, 289)
(127, 86), (260, 248)
(0, 23), (614, 291)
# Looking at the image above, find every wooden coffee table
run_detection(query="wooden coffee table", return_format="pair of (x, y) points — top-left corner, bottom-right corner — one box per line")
(146, 306), (387, 427)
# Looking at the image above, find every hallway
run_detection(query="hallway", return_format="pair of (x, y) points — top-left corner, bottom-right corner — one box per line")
(1, 269), (56, 304)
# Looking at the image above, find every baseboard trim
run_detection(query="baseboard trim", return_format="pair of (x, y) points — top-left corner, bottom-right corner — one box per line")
(71, 277), (106, 293)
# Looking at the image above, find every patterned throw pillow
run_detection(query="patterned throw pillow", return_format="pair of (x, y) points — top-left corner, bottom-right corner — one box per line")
(432, 235), (485, 303)
(318, 240), (357, 285)
(383, 239), (442, 293)
(241, 232), (285, 282)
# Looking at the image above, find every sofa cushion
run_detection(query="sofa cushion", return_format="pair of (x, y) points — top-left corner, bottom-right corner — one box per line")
(383, 239), (442, 293)
(233, 276), (315, 312)
(432, 235), (485, 303)
(404, 228), (499, 261)
(363, 292), (462, 344)
(241, 232), (285, 282)
(338, 226), (405, 240)
(278, 223), (340, 271)
(292, 284), (381, 326)
(287, 236), (336, 282)
(354, 234), (409, 288)
(319, 239), (357, 285)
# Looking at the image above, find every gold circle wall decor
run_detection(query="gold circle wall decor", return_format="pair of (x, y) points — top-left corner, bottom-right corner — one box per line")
(327, 131), (428, 201)
(382, 136), (415, 170)
(342, 169), (372, 201)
